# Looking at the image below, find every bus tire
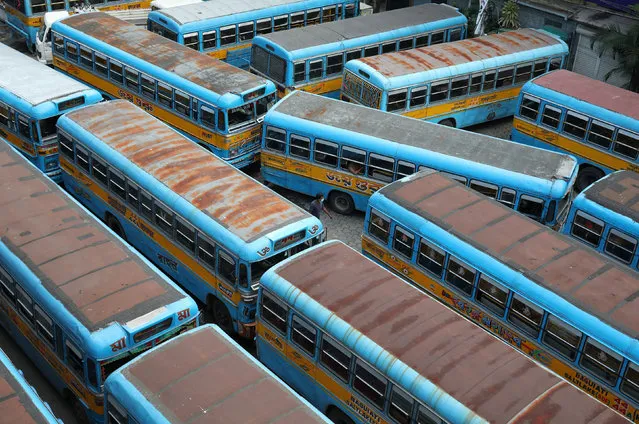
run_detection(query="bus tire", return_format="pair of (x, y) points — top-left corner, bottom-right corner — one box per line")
(210, 297), (234, 334)
(328, 191), (354, 215)
(70, 395), (89, 424)
(106, 213), (126, 241)
(326, 406), (354, 424)
(575, 166), (604, 193)
(438, 118), (456, 127)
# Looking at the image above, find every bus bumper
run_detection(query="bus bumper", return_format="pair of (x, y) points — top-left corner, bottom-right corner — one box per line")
(227, 151), (260, 169)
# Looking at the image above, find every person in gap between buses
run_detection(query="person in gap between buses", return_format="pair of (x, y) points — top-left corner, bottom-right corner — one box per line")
(309, 193), (333, 221)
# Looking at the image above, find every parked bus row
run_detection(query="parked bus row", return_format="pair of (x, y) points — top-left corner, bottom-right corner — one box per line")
(362, 169), (639, 422)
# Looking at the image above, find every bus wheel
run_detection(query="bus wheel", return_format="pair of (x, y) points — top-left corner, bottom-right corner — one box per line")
(326, 407), (354, 424)
(438, 118), (456, 127)
(328, 191), (354, 215)
(211, 298), (234, 334)
(106, 214), (127, 241)
(71, 396), (89, 424)
(575, 167), (604, 193)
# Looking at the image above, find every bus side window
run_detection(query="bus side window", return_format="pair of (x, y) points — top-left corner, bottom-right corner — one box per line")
(126, 182), (139, 211)
(158, 83), (173, 108)
(197, 234), (216, 271)
(345, 3), (356, 18)
(326, 54), (343, 76)
(154, 201), (174, 236)
(273, 15), (289, 31)
(290, 134), (311, 160)
(571, 211), (604, 247)
(364, 45), (378, 57)
(495, 67), (514, 88)
(290, 314), (317, 357)
(308, 59), (324, 80)
(507, 294), (543, 337)
(340, 146), (366, 175)
(94, 53), (108, 77)
(256, 20), (272, 36)
(91, 156), (109, 186)
(621, 363), (639, 403)
(540, 104), (561, 129)
(321, 6), (336, 22)
(586, 120), (614, 149)
(469, 73), (482, 94)
(201, 105), (216, 130)
(381, 41), (396, 54)
(320, 335), (352, 382)
(75, 145), (90, 173)
(613, 130), (639, 160)
(562, 111), (588, 140)
(517, 195), (544, 221)
(368, 153), (394, 182)
(261, 291), (289, 334)
(549, 57), (562, 71)
(605, 229), (637, 264)
(430, 31), (444, 45)
(396, 160), (415, 179)
(80, 46), (93, 70)
(409, 87), (427, 109)
(53, 34), (65, 56)
(107, 396), (128, 424)
(449, 28), (462, 42)
(17, 116), (32, 141)
(174, 90), (190, 117)
(314, 139), (338, 167)
(519, 95), (540, 121)
(469, 180), (498, 198)
(450, 76), (469, 99)
(429, 81), (449, 103)
(307, 8), (320, 25)
(202, 31), (217, 49)
(65, 339), (85, 378)
(175, 217), (196, 254)
(0, 102), (8, 126)
(66, 41), (79, 63)
(392, 226), (414, 259)
(290, 12), (304, 28)
(542, 315), (582, 361)
(140, 74), (156, 100)
(398, 38), (413, 51)
(389, 385), (414, 424)
(514, 62), (532, 84)
(86, 358), (98, 389)
(386, 90), (407, 112)
(238, 22), (254, 42)
(368, 210), (390, 244)
(34, 304), (55, 347)
(183, 32), (199, 50)
(444, 257), (476, 296)
(125, 67), (140, 93)
(108, 168), (126, 201)
(353, 359), (387, 410)
(15, 285), (34, 324)
(217, 110), (226, 132)
(415, 34), (428, 48)
(0, 266), (15, 302)
(109, 60), (124, 85)
(580, 338), (622, 385)
(476, 275), (508, 315)
(59, 132), (74, 159)
(345, 49), (361, 62)
(220, 25), (237, 46)
(482, 71), (496, 91)
(498, 188), (516, 208)
(532, 59), (547, 78)
(417, 239), (445, 278)
(217, 250), (237, 285)
(441, 172), (467, 185)
(265, 127), (286, 152)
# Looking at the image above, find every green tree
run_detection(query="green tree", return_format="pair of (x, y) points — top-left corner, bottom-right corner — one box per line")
(591, 23), (639, 92)
(498, 0), (520, 30)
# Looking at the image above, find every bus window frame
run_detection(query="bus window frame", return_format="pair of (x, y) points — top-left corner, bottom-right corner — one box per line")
(220, 24), (237, 46)
(392, 225), (415, 260)
(580, 337), (623, 386)
(289, 134), (311, 160)
(367, 153), (395, 182)
(339, 145), (366, 175)
(308, 58), (324, 81)
(542, 315), (582, 361)
(571, 210), (604, 247)
(428, 80), (449, 104)
(514, 62), (533, 85)
(217, 248), (238, 286)
(498, 188), (516, 209)
(260, 289), (289, 335)
(313, 139), (339, 168)
(409, 86), (427, 109)
(450, 76), (469, 99)
(417, 238), (445, 278)
(613, 129), (639, 160)
(319, 334), (352, 383)
(476, 275), (509, 316)
(507, 294), (544, 338)
(238, 21), (255, 42)
(265, 126), (287, 153)
(540, 104), (562, 130)
(444, 256), (476, 297)
(202, 30), (217, 50)
(622, 362), (639, 404)
(519, 95), (541, 122)
(290, 314), (317, 358)
(386, 89), (407, 112)
(273, 14), (289, 32)
(562, 110), (589, 141)
(469, 179), (498, 199)
(586, 119), (614, 149)
(517, 194), (544, 221)
(368, 209), (391, 245)
(604, 228), (637, 264)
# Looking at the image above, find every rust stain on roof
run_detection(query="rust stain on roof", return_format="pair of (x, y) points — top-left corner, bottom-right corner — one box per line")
(378, 172), (639, 337)
(360, 28), (562, 77)
(534, 70), (639, 121)
(275, 241), (626, 423)
(124, 326), (326, 423)
(584, 170), (639, 218)
(0, 139), (184, 332)
(59, 12), (268, 95)
(63, 101), (308, 242)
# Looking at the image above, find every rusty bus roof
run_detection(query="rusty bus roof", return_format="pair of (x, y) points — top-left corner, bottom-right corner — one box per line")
(271, 241), (625, 423)
(582, 171), (639, 222)
(0, 139), (184, 333)
(377, 171), (639, 338)
(63, 101), (308, 243)
(532, 70), (639, 121)
(0, 351), (57, 423)
(258, 4), (463, 52)
(355, 28), (563, 78)
(117, 325), (327, 423)
(56, 12), (269, 96)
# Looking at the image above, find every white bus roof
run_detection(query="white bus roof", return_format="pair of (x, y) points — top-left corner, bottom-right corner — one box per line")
(157, 0), (316, 25)
(150, 0), (201, 10)
(0, 43), (91, 107)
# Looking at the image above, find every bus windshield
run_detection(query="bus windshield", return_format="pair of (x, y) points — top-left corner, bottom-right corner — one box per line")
(251, 241), (312, 284)
(39, 115), (59, 142)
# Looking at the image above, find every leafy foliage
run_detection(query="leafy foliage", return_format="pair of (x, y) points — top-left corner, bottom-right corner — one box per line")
(591, 23), (639, 92)
(498, 0), (520, 30)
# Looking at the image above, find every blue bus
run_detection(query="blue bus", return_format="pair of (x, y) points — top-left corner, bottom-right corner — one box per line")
(563, 170), (639, 270)
(362, 169), (639, 421)
(261, 90), (578, 228)
(147, 0), (359, 69)
(0, 138), (199, 424)
(1, 0), (151, 51)
(52, 12), (277, 169)
(341, 28), (568, 128)
(0, 348), (62, 423)
(58, 100), (324, 340)
(250, 3), (467, 98)
(0, 43), (102, 182)
(256, 240), (625, 424)
(511, 69), (639, 192)
(104, 324), (330, 423)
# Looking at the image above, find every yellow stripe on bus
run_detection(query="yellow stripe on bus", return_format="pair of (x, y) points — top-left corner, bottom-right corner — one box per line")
(403, 86), (522, 121)
(207, 43), (249, 60)
(257, 321), (390, 424)
(282, 76), (343, 98)
(0, 294), (103, 414)
(52, 57), (262, 151)
(261, 151), (384, 196)
(2, 5), (43, 26)
(361, 234), (639, 423)
(61, 158), (242, 307)
(0, 130), (36, 157)
(513, 117), (639, 173)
